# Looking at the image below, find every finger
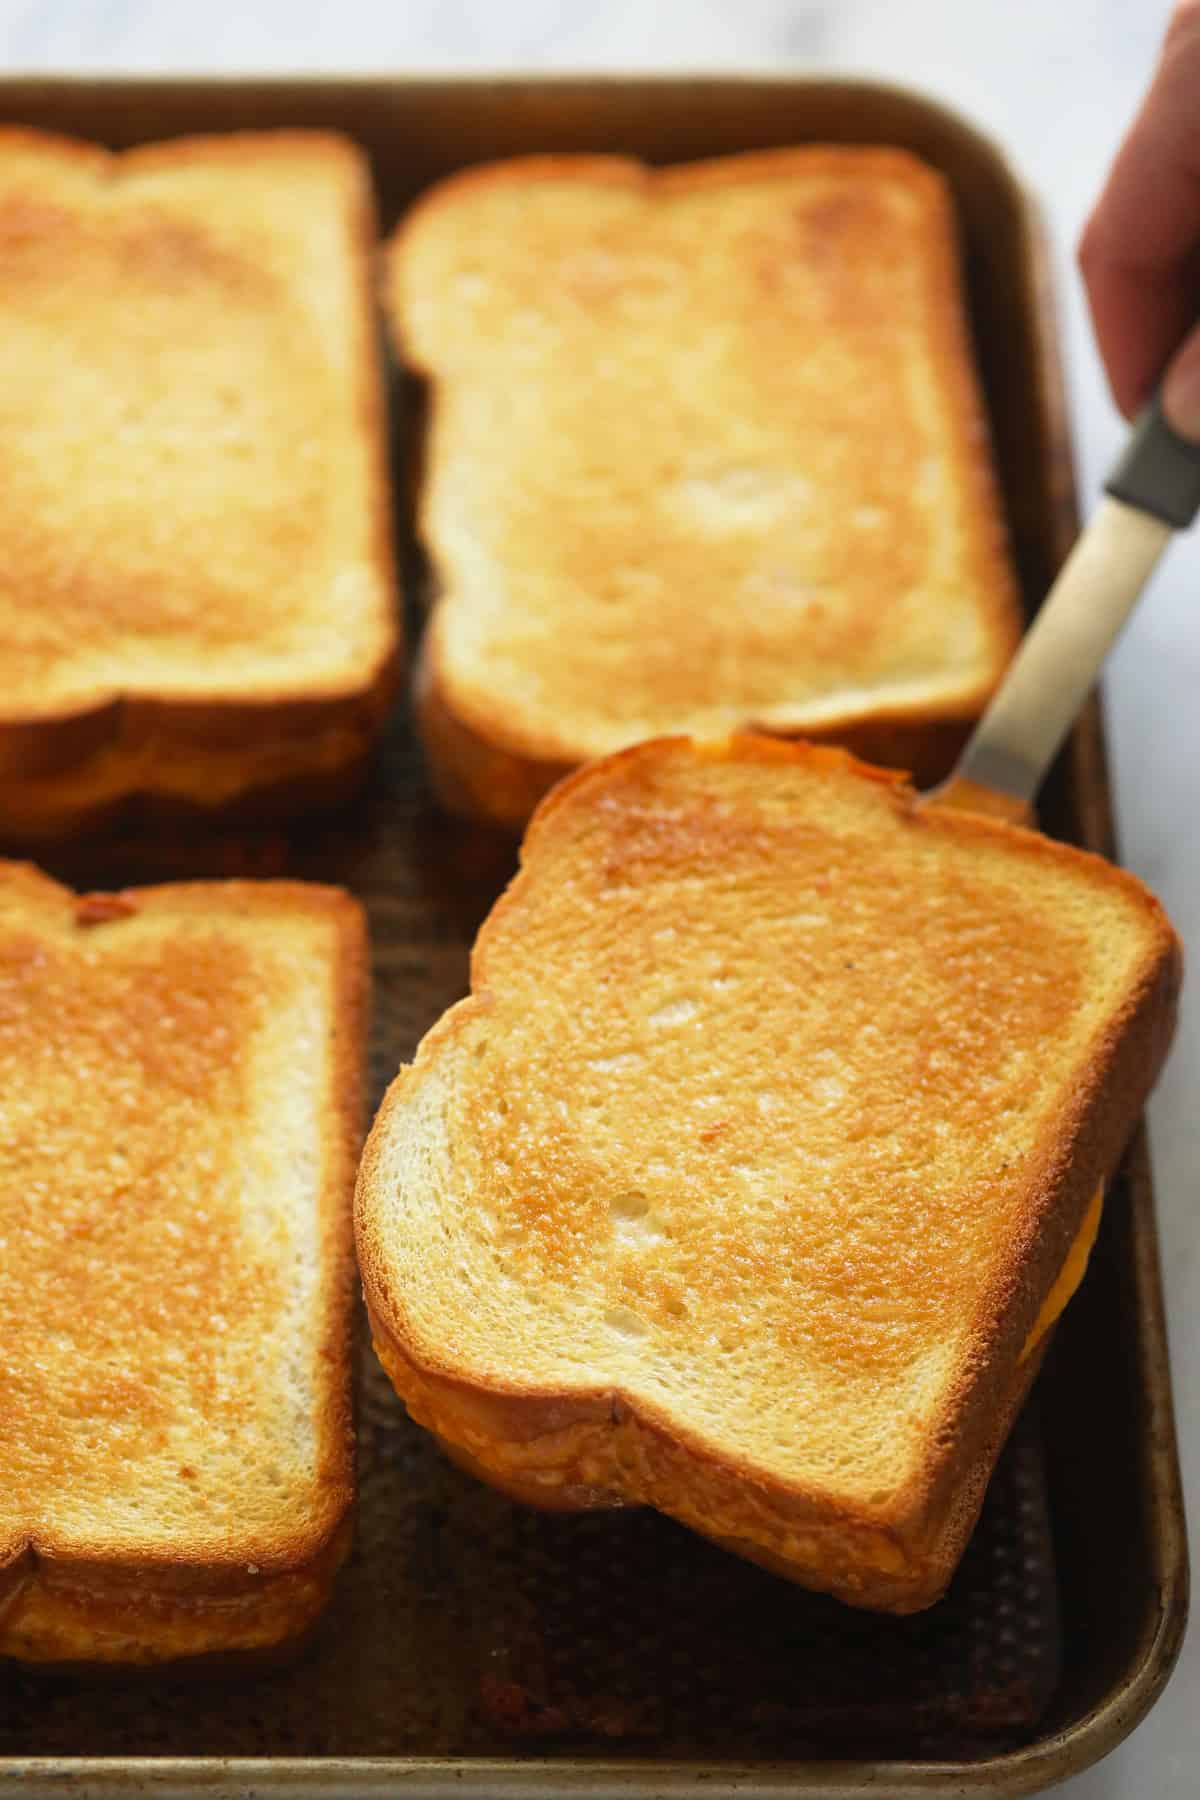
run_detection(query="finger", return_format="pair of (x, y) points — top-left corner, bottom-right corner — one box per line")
(1080, 241), (1200, 420)
(1079, 3), (1200, 415)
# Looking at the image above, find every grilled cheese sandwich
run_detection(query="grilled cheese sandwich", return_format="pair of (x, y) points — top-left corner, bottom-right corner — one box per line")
(357, 737), (1179, 1611)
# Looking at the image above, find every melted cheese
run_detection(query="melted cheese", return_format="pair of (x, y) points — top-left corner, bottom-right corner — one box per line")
(1020, 1186), (1104, 1362)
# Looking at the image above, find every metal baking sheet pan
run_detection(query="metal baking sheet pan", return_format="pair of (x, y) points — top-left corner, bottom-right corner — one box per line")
(0, 73), (1187, 1800)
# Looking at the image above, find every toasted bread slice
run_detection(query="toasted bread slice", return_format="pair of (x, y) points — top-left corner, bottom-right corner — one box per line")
(0, 866), (366, 1664)
(0, 127), (400, 841)
(357, 737), (1180, 1612)
(386, 148), (1022, 827)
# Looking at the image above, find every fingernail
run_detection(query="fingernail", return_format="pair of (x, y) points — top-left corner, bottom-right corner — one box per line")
(1163, 345), (1200, 441)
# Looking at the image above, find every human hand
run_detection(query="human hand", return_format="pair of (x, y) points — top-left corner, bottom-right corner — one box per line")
(1079, 2), (1200, 438)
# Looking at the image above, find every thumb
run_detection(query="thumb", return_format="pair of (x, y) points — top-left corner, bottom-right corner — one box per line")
(1162, 320), (1200, 440)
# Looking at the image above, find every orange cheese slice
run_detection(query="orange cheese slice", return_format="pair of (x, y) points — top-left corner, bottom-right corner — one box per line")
(1020, 1185), (1104, 1362)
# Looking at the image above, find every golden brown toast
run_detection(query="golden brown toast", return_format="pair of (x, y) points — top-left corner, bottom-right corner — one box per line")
(0, 127), (400, 841)
(386, 148), (1022, 827)
(356, 737), (1180, 1612)
(0, 865), (366, 1664)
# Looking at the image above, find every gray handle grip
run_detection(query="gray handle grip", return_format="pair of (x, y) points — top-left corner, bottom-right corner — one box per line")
(1105, 393), (1200, 529)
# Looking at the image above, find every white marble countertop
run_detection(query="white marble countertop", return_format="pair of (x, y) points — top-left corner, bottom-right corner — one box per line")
(0, 1), (1194, 1793)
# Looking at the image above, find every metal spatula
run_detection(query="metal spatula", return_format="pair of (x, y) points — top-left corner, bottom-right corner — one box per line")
(927, 396), (1200, 822)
